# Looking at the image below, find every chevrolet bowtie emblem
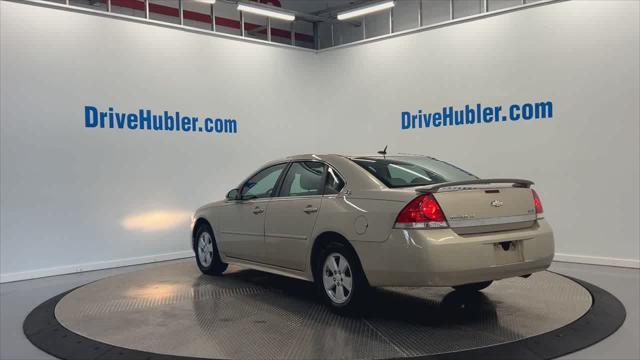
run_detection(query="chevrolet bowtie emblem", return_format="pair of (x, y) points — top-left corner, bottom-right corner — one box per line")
(491, 200), (504, 208)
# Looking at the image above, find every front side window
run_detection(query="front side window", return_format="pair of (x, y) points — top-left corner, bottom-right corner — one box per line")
(241, 163), (287, 200)
(352, 156), (477, 188)
(279, 161), (325, 197)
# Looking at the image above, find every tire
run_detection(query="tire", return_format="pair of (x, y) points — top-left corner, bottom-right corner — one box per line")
(314, 241), (369, 315)
(194, 223), (228, 275)
(452, 280), (493, 292)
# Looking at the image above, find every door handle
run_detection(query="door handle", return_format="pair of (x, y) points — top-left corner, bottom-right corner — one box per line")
(252, 207), (264, 214)
(303, 206), (318, 214)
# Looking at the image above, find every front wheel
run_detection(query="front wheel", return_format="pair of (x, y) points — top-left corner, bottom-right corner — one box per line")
(315, 242), (368, 315)
(452, 280), (493, 292)
(195, 224), (228, 275)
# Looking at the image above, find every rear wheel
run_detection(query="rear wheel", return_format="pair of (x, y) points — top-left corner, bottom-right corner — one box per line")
(315, 242), (368, 315)
(452, 280), (493, 292)
(195, 224), (228, 275)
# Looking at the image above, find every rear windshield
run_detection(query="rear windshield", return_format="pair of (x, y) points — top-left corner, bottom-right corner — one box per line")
(352, 156), (478, 188)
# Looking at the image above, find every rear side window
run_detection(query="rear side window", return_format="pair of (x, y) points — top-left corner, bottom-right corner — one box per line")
(352, 157), (477, 188)
(324, 166), (345, 195)
(279, 161), (325, 197)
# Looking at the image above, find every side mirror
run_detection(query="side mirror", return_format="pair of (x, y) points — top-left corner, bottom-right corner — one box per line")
(226, 189), (239, 201)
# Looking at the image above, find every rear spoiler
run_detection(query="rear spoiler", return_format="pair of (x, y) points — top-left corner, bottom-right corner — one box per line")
(416, 178), (534, 193)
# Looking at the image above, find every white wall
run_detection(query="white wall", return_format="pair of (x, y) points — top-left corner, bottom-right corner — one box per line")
(1, 0), (638, 282)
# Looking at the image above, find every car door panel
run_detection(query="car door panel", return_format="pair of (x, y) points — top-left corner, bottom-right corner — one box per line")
(264, 161), (326, 271)
(217, 199), (269, 263)
(216, 163), (287, 263)
(265, 197), (322, 270)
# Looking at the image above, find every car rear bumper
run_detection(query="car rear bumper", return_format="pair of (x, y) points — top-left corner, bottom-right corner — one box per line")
(351, 219), (554, 287)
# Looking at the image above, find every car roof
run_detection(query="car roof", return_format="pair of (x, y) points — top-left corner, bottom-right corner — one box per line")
(245, 153), (441, 192)
(283, 153), (435, 161)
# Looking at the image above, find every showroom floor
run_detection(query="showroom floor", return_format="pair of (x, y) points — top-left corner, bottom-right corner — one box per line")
(1, 259), (638, 360)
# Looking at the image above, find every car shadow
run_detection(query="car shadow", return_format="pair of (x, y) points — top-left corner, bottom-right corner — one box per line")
(191, 268), (498, 326)
(186, 268), (530, 358)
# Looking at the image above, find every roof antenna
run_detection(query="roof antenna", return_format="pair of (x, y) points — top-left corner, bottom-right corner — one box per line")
(377, 145), (388, 158)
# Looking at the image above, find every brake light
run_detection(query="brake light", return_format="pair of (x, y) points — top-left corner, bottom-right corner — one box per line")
(532, 189), (544, 218)
(394, 194), (448, 229)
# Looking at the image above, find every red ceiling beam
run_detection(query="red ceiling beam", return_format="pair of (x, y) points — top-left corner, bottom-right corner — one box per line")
(108, 0), (313, 43)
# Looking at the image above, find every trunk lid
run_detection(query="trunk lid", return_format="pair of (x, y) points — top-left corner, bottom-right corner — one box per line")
(430, 186), (537, 234)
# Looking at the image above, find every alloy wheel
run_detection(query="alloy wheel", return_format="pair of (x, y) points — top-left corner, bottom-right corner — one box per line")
(198, 232), (214, 267)
(322, 253), (353, 304)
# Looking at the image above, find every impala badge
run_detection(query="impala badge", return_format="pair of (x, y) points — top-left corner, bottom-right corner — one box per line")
(491, 200), (504, 208)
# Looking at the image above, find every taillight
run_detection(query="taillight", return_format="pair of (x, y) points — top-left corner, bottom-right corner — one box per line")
(394, 194), (448, 229)
(532, 189), (544, 219)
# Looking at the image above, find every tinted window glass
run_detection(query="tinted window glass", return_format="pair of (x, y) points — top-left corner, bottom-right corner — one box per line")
(241, 163), (287, 199)
(280, 162), (325, 197)
(352, 157), (477, 188)
(324, 166), (344, 195)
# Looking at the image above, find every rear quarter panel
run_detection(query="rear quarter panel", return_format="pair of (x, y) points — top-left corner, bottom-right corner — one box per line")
(311, 156), (417, 246)
(311, 195), (407, 244)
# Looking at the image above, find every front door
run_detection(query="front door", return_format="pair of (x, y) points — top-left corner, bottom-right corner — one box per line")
(218, 163), (287, 263)
(264, 161), (325, 271)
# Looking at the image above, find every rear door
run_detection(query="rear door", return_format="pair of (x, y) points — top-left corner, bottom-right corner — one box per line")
(264, 161), (325, 271)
